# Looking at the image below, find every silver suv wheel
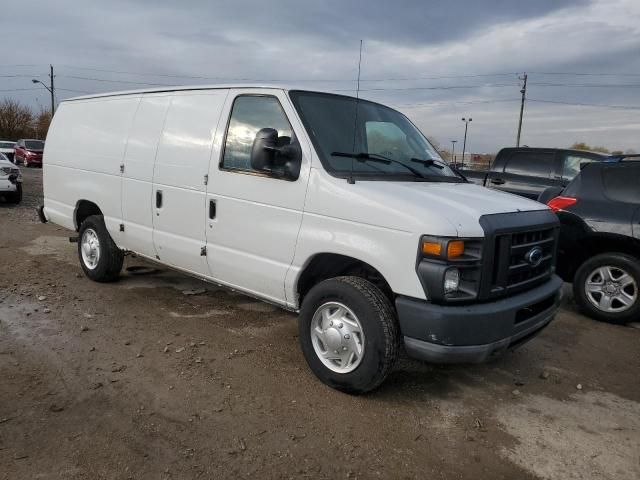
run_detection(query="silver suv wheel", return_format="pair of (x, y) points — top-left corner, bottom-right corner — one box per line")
(585, 265), (637, 313)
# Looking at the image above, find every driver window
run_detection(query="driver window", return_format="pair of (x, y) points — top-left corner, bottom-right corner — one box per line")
(222, 95), (293, 172)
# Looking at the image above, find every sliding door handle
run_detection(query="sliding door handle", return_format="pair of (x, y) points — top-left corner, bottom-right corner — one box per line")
(156, 190), (163, 208)
(209, 200), (216, 219)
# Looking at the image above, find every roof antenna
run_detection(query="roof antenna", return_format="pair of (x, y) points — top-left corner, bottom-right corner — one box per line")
(348, 40), (363, 185)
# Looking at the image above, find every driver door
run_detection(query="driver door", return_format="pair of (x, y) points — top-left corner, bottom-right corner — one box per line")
(205, 89), (311, 305)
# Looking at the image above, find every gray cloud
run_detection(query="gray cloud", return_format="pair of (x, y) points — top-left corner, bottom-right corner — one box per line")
(2, 0), (639, 152)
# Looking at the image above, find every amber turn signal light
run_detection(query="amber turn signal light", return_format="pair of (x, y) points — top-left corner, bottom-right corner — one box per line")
(421, 241), (442, 257)
(447, 240), (465, 258)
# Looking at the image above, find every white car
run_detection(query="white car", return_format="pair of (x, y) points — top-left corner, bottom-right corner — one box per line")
(40, 85), (563, 393)
(0, 152), (22, 204)
(0, 140), (16, 163)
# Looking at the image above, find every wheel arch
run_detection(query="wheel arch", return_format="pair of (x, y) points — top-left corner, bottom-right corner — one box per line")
(73, 199), (103, 231)
(562, 232), (640, 282)
(295, 252), (394, 306)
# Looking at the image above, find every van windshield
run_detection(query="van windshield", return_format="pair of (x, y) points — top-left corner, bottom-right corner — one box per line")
(289, 91), (461, 182)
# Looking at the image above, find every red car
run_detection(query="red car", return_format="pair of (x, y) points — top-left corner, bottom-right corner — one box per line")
(14, 139), (45, 167)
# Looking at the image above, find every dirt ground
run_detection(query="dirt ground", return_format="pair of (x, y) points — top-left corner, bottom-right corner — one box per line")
(1, 168), (639, 480)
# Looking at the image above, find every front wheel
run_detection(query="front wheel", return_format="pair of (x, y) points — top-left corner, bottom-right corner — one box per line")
(298, 276), (399, 394)
(78, 215), (124, 282)
(22, 158), (29, 167)
(573, 253), (640, 324)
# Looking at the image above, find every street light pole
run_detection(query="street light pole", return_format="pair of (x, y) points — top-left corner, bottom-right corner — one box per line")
(461, 118), (472, 169)
(31, 64), (55, 115)
(451, 140), (457, 166)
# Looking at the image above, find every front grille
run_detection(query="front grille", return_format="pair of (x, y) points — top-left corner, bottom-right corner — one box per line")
(479, 211), (559, 301)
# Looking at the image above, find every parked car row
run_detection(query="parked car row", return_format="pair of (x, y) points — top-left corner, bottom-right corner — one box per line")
(0, 139), (45, 167)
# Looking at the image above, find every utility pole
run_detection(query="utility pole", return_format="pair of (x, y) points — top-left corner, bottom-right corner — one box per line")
(461, 118), (472, 170)
(451, 140), (457, 166)
(516, 73), (527, 147)
(49, 64), (55, 115)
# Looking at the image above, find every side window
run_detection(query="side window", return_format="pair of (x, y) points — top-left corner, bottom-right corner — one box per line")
(602, 165), (640, 204)
(222, 95), (293, 172)
(563, 154), (597, 181)
(504, 152), (554, 177)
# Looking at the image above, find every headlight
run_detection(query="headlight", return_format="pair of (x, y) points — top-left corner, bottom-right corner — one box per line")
(444, 268), (460, 293)
(417, 235), (483, 304)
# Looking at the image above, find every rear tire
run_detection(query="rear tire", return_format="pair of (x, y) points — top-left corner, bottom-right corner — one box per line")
(299, 276), (399, 394)
(78, 215), (123, 282)
(573, 253), (640, 324)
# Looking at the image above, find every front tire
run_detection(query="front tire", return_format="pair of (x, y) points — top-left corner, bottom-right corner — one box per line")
(299, 276), (399, 394)
(573, 253), (640, 324)
(22, 158), (29, 167)
(78, 215), (124, 282)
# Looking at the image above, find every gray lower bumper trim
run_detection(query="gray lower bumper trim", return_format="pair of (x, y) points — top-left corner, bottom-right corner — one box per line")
(404, 314), (554, 364)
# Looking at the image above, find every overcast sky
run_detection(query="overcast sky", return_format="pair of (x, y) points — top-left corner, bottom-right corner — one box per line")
(3, 0), (640, 153)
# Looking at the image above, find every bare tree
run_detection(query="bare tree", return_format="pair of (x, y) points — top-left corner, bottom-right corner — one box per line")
(0, 98), (34, 140)
(33, 107), (52, 140)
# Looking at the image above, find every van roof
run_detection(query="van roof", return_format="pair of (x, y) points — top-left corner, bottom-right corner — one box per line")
(62, 84), (352, 102)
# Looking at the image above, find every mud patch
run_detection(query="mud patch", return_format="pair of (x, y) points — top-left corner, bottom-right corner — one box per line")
(20, 235), (76, 265)
(236, 302), (279, 313)
(168, 309), (229, 319)
(498, 391), (640, 480)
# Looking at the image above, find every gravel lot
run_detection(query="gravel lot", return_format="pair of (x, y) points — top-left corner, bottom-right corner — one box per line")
(1, 168), (639, 480)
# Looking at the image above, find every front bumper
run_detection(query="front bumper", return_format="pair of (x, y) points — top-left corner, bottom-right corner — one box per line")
(397, 275), (563, 364)
(0, 176), (21, 193)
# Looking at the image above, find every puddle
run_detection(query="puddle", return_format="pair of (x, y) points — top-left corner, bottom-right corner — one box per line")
(497, 391), (640, 480)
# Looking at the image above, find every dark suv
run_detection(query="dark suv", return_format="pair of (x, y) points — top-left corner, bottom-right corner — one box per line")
(14, 139), (45, 167)
(541, 159), (640, 324)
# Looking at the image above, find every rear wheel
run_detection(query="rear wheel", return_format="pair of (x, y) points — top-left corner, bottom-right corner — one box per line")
(299, 276), (399, 393)
(573, 253), (639, 324)
(78, 215), (123, 282)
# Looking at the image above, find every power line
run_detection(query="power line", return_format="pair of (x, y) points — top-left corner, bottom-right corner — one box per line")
(393, 98), (519, 108)
(529, 71), (640, 77)
(0, 88), (42, 92)
(530, 82), (640, 88)
(528, 98), (640, 110)
(58, 75), (174, 87)
(334, 83), (520, 92)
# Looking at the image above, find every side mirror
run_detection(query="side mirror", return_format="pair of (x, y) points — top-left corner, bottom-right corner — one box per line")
(250, 127), (302, 180)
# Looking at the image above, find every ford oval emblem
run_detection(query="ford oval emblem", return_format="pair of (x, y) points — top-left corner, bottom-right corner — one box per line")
(525, 246), (544, 267)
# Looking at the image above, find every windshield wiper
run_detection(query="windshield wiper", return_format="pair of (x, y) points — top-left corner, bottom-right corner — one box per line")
(331, 152), (425, 180)
(410, 158), (444, 169)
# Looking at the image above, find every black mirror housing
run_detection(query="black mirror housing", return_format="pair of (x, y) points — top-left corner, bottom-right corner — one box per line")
(250, 128), (302, 180)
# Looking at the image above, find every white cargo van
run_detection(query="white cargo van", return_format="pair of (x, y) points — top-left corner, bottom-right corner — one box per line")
(40, 86), (563, 392)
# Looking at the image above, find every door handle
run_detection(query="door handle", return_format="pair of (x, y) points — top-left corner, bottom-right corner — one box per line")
(156, 190), (163, 208)
(490, 178), (505, 185)
(209, 200), (216, 219)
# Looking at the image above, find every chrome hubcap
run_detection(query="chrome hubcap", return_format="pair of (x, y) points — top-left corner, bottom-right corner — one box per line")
(585, 265), (637, 313)
(310, 302), (365, 373)
(81, 228), (101, 270)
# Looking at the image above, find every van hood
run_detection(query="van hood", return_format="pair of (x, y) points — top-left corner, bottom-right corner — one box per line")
(306, 171), (549, 238)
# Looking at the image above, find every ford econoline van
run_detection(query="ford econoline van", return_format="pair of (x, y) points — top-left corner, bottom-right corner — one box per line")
(40, 86), (563, 392)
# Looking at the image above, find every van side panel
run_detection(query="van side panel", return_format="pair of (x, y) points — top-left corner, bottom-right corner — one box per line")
(43, 96), (141, 236)
(120, 94), (172, 257)
(151, 90), (228, 275)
